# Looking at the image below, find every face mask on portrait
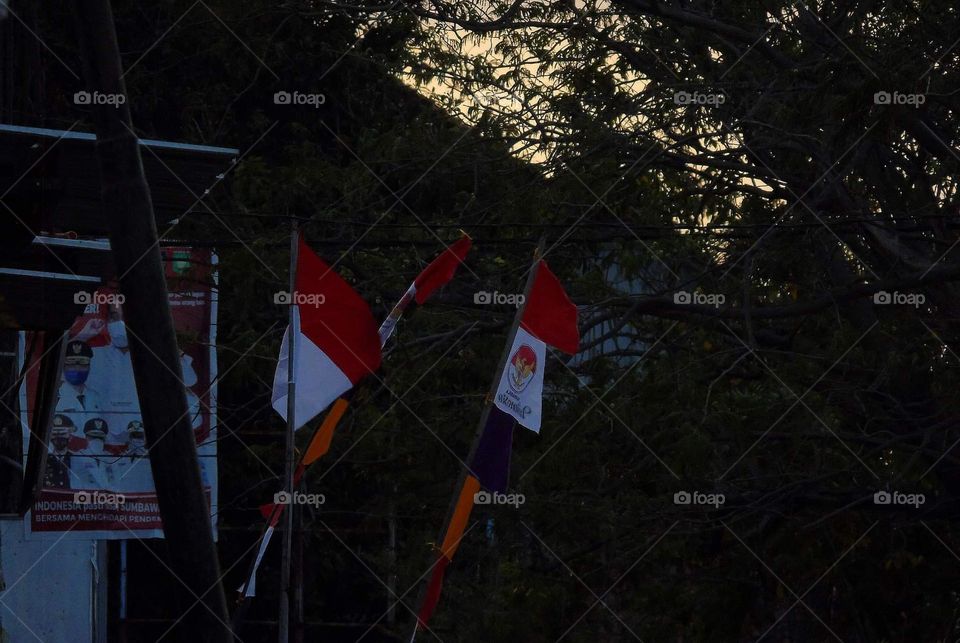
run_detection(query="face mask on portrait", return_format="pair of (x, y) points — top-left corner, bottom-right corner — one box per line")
(64, 367), (89, 386)
(87, 438), (104, 454)
(52, 438), (69, 451)
(108, 320), (128, 348)
(130, 438), (146, 450)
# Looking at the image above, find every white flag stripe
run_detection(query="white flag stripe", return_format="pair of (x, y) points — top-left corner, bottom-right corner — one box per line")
(377, 283), (417, 346)
(242, 524), (276, 598)
(494, 327), (546, 432)
(271, 309), (353, 430)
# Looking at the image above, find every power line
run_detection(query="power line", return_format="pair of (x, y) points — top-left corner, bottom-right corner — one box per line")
(158, 224), (960, 249)
(179, 209), (960, 233)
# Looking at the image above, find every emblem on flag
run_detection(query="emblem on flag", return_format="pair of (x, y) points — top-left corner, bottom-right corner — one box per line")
(494, 328), (545, 429)
(507, 344), (537, 393)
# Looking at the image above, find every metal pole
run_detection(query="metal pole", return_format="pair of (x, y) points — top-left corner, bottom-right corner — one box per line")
(279, 221), (298, 642)
(95, 541), (108, 643)
(387, 484), (397, 626)
(119, 540), (128, 643)
(293, 486), (304, 643)
(233, 272), (421, 632)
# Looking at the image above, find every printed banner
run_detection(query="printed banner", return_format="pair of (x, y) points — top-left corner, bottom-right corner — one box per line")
(493, 327), (546, 432)
(20, 247), (218, 539)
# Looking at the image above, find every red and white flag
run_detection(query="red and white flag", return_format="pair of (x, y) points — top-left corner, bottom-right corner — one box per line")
(493, 260), (578, 432)
(377, 235), (472, 344)
(271, 236), (382, 430)
(240, 237), (473, 600)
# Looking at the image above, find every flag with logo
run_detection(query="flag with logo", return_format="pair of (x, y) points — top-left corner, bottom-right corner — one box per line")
(493, 260), (579, 432)
(412, 256), (579, 637)
(469, 260), (579, 493)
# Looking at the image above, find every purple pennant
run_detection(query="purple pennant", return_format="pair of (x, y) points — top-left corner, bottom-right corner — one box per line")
(469, 407), (516, 493)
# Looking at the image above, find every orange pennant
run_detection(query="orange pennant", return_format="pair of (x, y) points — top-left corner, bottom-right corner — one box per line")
(303, 397), (349, 464)
(439, 475), (481, 560)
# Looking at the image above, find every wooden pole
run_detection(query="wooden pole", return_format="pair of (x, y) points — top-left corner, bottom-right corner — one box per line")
(71, 2), (230, 640)
(279, 221), (299, 642)
(407, 238), (545, 641)
(18, 331), (66, 513)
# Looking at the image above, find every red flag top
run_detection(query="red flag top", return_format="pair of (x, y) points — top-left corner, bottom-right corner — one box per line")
(413, 235), (473, 304)
(296, 236), (382, 381)
(520, 260), (580, 355)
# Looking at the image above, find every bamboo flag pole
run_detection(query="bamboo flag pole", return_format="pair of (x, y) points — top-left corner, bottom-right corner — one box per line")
(230, 393), (353, 635)
(407, 238), (545, 642)
(279, 220), (299, 643)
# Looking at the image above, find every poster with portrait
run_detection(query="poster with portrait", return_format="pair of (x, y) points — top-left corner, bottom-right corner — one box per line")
(19, 247), (218, 540)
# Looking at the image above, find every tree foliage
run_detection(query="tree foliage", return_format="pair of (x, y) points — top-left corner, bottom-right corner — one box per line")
(8, 0), (960, 640)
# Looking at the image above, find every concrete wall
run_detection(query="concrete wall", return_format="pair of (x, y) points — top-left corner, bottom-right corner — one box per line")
(0, 521), (106, 642)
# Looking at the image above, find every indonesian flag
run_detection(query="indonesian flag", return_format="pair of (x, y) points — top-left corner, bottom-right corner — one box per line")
(493, 260), (578, 432)
(378, 235), (473, 345)
(240, 237), (473, 600)
(271, 237), (382, 430)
